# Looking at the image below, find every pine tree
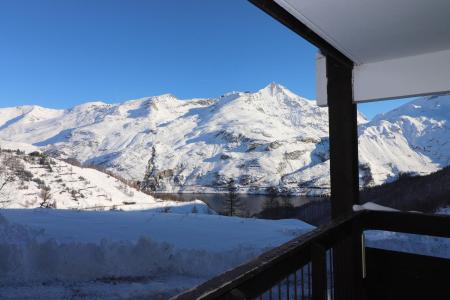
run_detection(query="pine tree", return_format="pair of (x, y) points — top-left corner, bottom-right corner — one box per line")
(222, 179), (242, 216)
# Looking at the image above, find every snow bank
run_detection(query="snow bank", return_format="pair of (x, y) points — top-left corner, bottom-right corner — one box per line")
(0, 209), (313, 298)
(353, 202), (398, 212)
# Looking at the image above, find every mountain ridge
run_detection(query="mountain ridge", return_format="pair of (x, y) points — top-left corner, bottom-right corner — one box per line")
(0, 83), (448, 195)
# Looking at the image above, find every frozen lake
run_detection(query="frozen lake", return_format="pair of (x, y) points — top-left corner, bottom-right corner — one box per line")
(155, 193), (331, 225)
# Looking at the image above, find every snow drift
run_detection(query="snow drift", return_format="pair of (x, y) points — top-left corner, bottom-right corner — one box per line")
(0, 209), (314, 298)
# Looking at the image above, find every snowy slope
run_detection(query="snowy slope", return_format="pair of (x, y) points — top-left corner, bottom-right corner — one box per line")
(0, 95), (215, 180)
(0, 150), (210, 213)
(358, 95), (449, 185)
(0, 209), (313, 299)
(0, 84), (448, 195)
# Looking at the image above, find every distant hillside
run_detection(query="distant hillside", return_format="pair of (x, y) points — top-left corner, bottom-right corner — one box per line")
(0, 84), (448, 195)
(257, 167), (450, 225)
(360, 166), (450, 212)
(0, 149), (210, 213)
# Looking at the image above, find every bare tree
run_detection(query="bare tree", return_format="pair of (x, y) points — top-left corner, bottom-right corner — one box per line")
(0, 153), (16, 207)
(0, 174), (13, 194)
(39, 185), (55, 208)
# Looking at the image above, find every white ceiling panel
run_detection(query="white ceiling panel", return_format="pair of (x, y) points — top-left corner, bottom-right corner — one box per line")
(275, 0), (450, 64)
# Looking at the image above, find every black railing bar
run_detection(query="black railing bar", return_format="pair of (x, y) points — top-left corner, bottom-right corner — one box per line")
(301, 266), (305, 300)
(234, 258), (310, 299)
(294, 270), (298, 300)
(286, 275), (290, 299)
(329, 248), (334, 300)
(361, 234), (366, 279)
(308, 262), (311, 299)
(277, 282), (281, 300)
(326, 249), (331, 300)
(363, 210), (450, 238)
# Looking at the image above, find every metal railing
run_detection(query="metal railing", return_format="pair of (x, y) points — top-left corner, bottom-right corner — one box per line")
(172, 210), (450, 300)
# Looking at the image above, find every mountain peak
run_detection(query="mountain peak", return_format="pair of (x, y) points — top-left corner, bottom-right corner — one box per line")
(70, 101), (109, 112)
(260, 82), (286, 95)
(152, 93), (178, 101)
(122, 94), (178, 106)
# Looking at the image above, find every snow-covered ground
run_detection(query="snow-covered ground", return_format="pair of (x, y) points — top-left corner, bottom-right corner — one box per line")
(436, 206), (450, 215)
(0, 209), (314, 299)
(1, 84), (448, 195)
(0, 203), (448, 299)
(0, 149), (316, 298)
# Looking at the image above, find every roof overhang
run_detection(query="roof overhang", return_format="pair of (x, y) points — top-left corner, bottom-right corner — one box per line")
(317, 48), (450, 105)
(254, 0), (450, 104)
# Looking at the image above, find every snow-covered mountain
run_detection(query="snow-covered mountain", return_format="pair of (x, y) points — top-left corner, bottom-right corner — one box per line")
(0, 83), (448, 195)
(358, 95), (449, 186)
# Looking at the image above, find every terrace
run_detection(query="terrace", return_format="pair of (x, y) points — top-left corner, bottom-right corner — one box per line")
(173, 1), (450, 299)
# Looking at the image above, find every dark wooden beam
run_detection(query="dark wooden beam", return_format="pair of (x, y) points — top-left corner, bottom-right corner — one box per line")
(249, 0), (353, 67)
(363, 210), (450, 238)
(326, 55), (359, 217)
(326, 55), (362, 300)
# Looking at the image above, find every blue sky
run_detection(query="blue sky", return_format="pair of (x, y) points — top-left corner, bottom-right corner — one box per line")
(0, 0), (409, 119)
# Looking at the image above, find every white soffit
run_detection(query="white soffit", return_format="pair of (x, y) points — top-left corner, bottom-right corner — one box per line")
(274, 0), (450, 64)
(353, 49), (450, 102)
(276, 0), (450, 102)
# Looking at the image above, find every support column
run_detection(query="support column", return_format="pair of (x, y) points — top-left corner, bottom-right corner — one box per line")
(326, 54), (364, 300)
(326, 55), (359, 217)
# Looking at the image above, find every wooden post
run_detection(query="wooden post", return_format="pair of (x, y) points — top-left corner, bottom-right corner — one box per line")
(326, 54), (359, 217)
(326, 54), (364, 300)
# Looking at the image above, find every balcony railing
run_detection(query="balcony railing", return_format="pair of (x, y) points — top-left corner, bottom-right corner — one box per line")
(172, 210), (450, 300)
